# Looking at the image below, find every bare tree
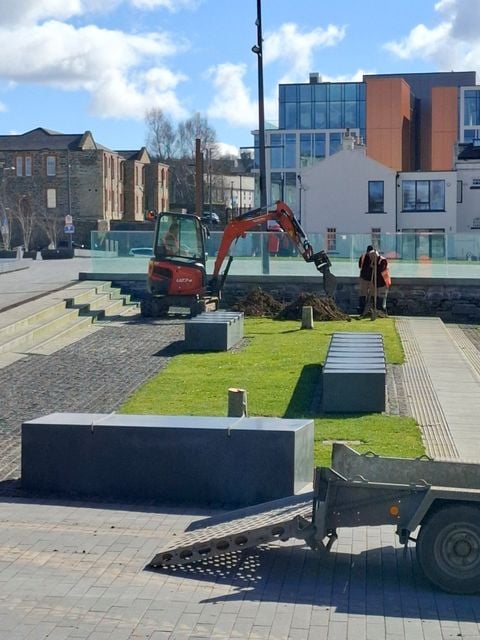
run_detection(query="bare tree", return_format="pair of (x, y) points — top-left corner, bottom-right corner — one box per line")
(176, 113), (216, 159)
(37, 210), (62, 249)
(144, 110), (218, 211)
(145, 108), (175, 161)
(0, 203), (12, 250)
(12, 195), (36, 250)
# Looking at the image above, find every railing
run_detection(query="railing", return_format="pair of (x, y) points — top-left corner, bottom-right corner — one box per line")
(90, 230), (480, 279)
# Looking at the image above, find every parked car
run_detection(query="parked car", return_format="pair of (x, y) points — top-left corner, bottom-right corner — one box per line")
(201, 211), (220, 225)
(128, 247), (154, 257)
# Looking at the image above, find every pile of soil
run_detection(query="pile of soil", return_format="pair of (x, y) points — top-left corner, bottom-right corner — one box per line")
(277, 292), (351, 321)
(232, 288), (350, 321)
(232, 288), (284, 317)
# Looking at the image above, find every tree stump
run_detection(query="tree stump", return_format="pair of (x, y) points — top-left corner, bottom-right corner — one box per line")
(228, 388), (248, 417)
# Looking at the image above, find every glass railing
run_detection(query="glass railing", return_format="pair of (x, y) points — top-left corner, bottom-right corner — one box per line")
(90, 230), (480, 278)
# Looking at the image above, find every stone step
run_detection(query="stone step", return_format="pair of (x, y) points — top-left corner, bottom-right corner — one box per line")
(0, 280), (139, 362)
(0, 307), (85, 354)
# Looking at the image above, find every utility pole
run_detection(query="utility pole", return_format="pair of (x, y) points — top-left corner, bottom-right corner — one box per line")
(252, 0), (269, 273)
(195, 138), (203, 217)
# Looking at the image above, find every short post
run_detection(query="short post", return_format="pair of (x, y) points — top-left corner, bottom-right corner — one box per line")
(228, 388), (248, 417)
(301, 306), (314, 329)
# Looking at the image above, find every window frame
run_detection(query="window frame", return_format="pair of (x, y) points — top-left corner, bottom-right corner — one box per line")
(367, 180), (385, 213)
(46, 156), (56, 177)
(401, 179), (445, 212)
(46, 188), (57, 208)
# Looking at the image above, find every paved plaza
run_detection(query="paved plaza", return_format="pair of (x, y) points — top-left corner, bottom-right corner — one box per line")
(0, 260), (479, 639)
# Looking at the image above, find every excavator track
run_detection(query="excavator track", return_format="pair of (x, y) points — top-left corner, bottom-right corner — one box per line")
(149, 494), (314, 568)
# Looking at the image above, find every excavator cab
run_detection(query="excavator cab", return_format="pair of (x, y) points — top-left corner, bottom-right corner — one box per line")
(142, 212), (212, 316)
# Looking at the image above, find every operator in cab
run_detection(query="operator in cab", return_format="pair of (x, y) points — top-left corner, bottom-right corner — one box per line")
(163, 222), (179, 255)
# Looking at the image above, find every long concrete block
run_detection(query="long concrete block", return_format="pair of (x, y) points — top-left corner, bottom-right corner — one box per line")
(21, 413), (313, 507)
(323, 332), (386, 413)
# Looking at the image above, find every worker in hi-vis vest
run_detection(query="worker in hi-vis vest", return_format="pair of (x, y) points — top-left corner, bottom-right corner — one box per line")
(358, 245), (391, 315)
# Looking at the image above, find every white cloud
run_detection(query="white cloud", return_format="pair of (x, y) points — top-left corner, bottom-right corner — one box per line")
(215, 142), (239, 157)
(385, 0), (480, 72)
(206, 63), (258, 127)
(206, 21), (347, 129)
(0, 101), (6, 113)
(0, 0), (197, 26)
(321, 69), (375, 83)
(130, 0), (200, 10)
(264, 23), (346, 83)
(0, 17), (190, 120)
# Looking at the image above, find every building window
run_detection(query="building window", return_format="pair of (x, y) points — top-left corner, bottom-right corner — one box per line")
(46, 188), (56, 208)
(402, 180), (445, 211)
(329, 132), (342, 155)
(25, 157), (32, 177)
(46, 156), (56, 176)
(285, 134), (296, 168)
(368, 181), (384, 212)
(457, 180), (463, 203)
(327, 227), (337, 251)
(270, 134), (283, 169)
(314, 133), (325, 162)
(16, 157), (23, 176)
(300, 133), (312, 167)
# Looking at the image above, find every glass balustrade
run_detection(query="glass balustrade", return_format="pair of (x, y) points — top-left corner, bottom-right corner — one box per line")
(90, 230), (480, 279)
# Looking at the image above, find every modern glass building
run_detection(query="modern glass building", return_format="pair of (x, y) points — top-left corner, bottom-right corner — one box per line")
(253, 71), (478, 217)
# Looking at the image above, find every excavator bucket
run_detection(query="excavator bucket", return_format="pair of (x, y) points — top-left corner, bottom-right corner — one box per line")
(322, 271), (337, 297)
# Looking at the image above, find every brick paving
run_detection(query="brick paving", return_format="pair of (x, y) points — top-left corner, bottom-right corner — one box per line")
(0, 314), (479, 638)
(0, 318), (184, 481)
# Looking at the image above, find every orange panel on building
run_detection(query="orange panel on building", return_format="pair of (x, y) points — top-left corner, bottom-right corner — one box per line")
(365, 77), (412, 171)
(430, 86), (458, 170)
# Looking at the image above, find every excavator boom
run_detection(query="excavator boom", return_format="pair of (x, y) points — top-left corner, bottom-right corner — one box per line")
(209, 201), (336, 297)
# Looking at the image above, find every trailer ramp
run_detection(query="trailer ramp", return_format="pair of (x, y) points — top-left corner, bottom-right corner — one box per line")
(149, 494), (314, 568)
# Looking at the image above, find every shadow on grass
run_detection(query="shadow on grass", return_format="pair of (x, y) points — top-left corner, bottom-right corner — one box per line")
(283, 363), (322, 418)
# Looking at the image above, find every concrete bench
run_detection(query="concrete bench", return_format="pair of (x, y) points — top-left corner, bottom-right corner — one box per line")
(322, 332), (386, 413)
(21, 412), (313, 507)
(184, 310), (244, 351)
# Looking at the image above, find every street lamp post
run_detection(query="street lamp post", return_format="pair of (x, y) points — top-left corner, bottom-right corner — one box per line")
(252, 0), (269, 274)
(297, 174), (303, 224)
(0, 164), (15, 250)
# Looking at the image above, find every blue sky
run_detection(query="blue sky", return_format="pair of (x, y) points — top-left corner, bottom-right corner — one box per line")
(0, 0), (478, 155)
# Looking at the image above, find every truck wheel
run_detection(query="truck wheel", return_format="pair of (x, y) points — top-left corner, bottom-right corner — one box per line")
(417, 504), (480, 594)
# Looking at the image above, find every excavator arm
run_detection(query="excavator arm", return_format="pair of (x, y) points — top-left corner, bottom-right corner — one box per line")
(208, 201), (336, 297)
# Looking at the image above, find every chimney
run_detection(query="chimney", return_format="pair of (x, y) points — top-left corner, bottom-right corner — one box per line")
(309, 72), (320, 84)
(342, 128), (355, 151)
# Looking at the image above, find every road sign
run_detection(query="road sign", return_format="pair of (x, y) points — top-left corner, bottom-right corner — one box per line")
(65, 215), (73, 224)
(64, 224), (75, 234)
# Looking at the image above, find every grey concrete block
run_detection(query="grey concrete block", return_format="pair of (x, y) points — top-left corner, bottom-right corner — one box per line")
(184, 311), (244, 351)
(323, 332), (386, 413)
(21, 413), (313, 507)
(323, 370), (386, 412)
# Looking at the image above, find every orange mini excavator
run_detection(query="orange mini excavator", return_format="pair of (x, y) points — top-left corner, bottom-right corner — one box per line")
(140, 201), (336, 317)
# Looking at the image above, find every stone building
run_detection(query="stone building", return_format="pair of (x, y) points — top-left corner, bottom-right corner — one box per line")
(0, 128), (168, 248)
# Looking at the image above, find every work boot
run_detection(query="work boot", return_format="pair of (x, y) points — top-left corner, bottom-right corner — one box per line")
(357, 296), (366, 314)
(376, 297), (387, 317)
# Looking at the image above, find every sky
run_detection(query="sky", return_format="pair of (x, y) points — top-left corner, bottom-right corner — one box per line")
(0, 0), (479, 156)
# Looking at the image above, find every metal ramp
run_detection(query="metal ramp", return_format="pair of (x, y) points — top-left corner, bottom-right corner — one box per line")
(149, 493), (314, 568)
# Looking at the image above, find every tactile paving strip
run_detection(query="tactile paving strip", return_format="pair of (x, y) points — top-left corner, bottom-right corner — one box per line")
(447, 324), (480, 379)
(396, 318), (459, 460)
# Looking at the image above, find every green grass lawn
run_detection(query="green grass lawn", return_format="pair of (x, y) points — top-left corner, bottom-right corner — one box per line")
(120, 317), (424, 467)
